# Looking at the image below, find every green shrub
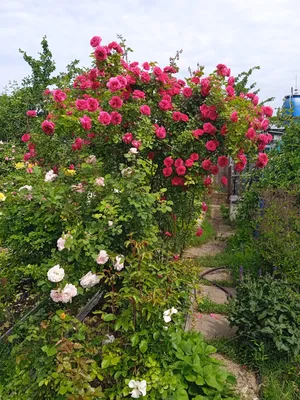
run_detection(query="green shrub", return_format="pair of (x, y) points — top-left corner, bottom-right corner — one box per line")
(229, 275), (300, 358)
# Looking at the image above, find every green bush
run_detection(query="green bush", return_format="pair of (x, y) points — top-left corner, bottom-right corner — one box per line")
(229, 275), (300, 358)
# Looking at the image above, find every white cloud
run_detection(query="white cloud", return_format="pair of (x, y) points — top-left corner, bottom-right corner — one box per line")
(1, 0), (300, 108)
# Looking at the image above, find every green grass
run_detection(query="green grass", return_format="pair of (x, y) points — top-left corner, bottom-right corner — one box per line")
(209, 338), (300, 400)
(188, 219), (216, 247)
(197, 296), (229, 315)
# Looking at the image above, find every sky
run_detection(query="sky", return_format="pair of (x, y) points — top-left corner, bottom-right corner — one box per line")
(1, 0), (300, 110)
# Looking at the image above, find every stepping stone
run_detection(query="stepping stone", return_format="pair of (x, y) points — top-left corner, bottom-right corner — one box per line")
(204, 268), (231, 282)
(198, 285), (228, 304)
(191, 313), (237, 339)
(184, 240), (226, 258)
(213, 354), (260, 400)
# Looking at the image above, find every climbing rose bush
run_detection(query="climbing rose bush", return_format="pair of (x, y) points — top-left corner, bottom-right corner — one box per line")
(15, 36), (272, 249)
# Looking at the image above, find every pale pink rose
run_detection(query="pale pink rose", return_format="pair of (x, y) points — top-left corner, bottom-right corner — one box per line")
(80, 271), (100, 288)
(95, 177), (105, 186)
(57, 237), (66, 251)
(114, 255), (124, 271)
(50, 289), (63, 303)
(61, 283), (77, 303)
(96, 250), (109, 265)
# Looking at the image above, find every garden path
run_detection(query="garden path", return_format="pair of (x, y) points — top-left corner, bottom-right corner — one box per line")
(184, 193), (260, 400)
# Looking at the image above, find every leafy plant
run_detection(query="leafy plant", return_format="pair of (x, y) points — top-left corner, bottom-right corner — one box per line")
(229, 275), (300, 358)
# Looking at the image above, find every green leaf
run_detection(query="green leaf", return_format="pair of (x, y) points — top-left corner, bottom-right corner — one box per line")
(101, 357), (111, 369)
(103, 313), (116, 322)
(139, 340), (148, 354)
(131, 333), (139, 347)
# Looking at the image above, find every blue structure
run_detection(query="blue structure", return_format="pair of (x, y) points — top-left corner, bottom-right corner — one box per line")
(282, 88), (300, 118)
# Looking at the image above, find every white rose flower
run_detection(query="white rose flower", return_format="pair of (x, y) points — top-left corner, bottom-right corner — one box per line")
(163, 307), (178, 323)
(86, 155), (97, 164)
(108, 220), (113, 227)
(102, 334), (115, 345)
(80, 271), (100, 289)
(47, 265), (65, 282)
(61, 283), (77, 303)
(18, 185), (32, 191)
(121, 167), (133, 177)
(57, 234), (72, 251)
(113, 189), (120, 193)
(96, 250), (109, 265)
(114, 255), (124, 271)
(95, 177), (105, 186)
(50, 289), (63, 303)
(57, 237), (66, 251)
(45, 170), (58, 182)
(129, 147), (138, 154)
(128, 380), (147, 398)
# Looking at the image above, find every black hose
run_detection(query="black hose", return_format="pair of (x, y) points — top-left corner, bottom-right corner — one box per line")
(199, 267), (235, 299)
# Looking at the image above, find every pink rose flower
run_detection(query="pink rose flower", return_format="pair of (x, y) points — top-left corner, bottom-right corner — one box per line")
(109, 96), (123, 109)
(132, 140), (141, 149)
(87, 98), (99, 112)
(106, 77), (121, 92)
(193, 129), (204, 138)
(163, 157), (174, 167)
(80, 115), (92, 130)
(246, 128), (256, 140)
(263, 106), (273, 117)
(202, 202), (208, 212)
(141, 71), (151, 83)
(256, 153), (268, 168)
(185, 159), (194, 168)
(203, 123), (217, 135)
(182, 87), (193, 97)
(132, 90), (145, 99)
(205, 140), (217, 152)
(122, 133), (133, 144)
(176, 165), (186, 176)
(190, 153), (199, 161)
(196, 228), (203, 237)
(159, 100), (172, 111)
(174, 158), (184, 167)
(26, 110), (37, 117)
(53, 89), (66, 102)
(230, 111), (238, 122)
(228, 76), (235, 86)
(98, 111), (111, 125)
(90, 36), (102, 47)
(163, 167), (172, 177)
(41, 120), (55, 135)
(211, 165), (219, 175)
(110, 111), (122, 125)
(76, 99), (88, 111)
(172, 111), (182, 121)
(217, 156), (229, 168)
(203, 176), (212, 186)
(156, 126), (166, 139)
(140, 105), (151, 116)
(21, 133), (31, 142)
(220, 124), (228, 136)
(171, 177), (185, 186)
(221, 176), (228, 185)
(226, 86), (235, 97)
(94, 46), (107, 61)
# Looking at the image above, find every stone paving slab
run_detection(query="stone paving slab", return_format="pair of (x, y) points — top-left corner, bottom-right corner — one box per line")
(191, 313), (237, 339)
(184, 240), (227, 258)
(204, 268), (232, 282)
(213, 354), (260, 400)
(198, 285), (228, 304)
